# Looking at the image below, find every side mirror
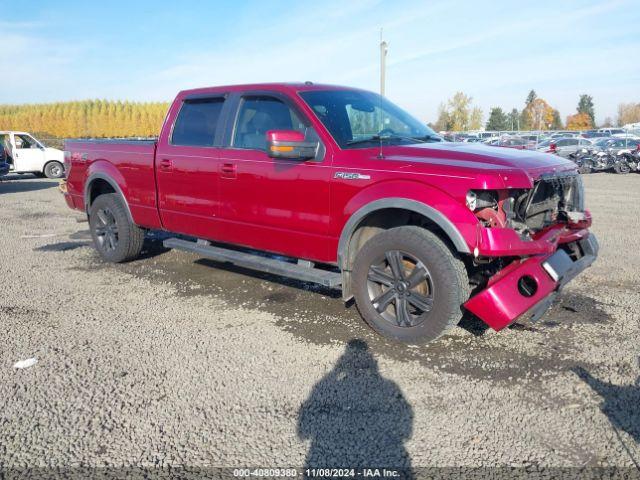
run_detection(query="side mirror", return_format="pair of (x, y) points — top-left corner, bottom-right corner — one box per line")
(266, 130), (317, 160)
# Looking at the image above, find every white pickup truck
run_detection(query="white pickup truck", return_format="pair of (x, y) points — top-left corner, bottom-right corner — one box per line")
(0, 131), (65, 178)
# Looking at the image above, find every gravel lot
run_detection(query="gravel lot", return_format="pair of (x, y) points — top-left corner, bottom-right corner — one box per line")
(0, 173), (638, 474)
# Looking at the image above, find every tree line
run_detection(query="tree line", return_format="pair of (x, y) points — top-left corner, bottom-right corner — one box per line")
(0, 95), (639, 138)
(0, 100), (169, 138)
(432, 90), (640, 132)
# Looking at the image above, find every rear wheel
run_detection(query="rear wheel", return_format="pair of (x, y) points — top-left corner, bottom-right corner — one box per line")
(44, 161), (64, 179)
(89, 193), (144, 263)
(614, 161), (631, 174)
(352, 226), (469, 344)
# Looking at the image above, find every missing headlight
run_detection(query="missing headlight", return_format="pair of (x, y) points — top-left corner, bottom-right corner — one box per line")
(466, 190), (498, 211)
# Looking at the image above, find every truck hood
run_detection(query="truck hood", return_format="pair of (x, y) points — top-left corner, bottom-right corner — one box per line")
(383, 142), (576, 179)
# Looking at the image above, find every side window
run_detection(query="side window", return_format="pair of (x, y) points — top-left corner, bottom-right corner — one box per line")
(15, 135), (35, 149)
(556, 139), (569, 146)
(567, 139), (578, 146)
(233, 96), (305, 151)
(171, 97), (225, 147)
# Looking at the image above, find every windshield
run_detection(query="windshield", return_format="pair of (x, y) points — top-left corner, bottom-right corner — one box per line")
(299, 89), (439, 148)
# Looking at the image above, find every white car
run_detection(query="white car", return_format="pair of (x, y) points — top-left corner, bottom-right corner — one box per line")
(0, 131), (65, 178)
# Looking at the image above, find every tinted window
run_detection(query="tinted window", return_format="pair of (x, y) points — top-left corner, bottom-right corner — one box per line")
(233, 96), (305, 151)
(172, 98), (225, 147)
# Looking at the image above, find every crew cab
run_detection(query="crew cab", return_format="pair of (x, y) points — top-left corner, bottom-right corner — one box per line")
(1, 131), (65, 178)
(61, 83), (598, 343)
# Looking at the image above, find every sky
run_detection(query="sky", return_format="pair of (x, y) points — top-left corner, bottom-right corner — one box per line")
(1, 0), (638, 125)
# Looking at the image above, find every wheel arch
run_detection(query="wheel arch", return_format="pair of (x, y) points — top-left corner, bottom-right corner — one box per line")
(84, 173), (134, 223)
(337, 198), (471, 300)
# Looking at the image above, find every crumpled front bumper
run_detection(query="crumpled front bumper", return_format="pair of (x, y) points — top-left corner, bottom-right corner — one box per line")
(464, 233), (599, 331)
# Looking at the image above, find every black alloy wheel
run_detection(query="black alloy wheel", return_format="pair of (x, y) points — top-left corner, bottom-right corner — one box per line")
(367, 250), (434, 328)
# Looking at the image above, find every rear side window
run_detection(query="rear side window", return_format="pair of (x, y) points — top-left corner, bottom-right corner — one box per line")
(171, 97), (225, 147)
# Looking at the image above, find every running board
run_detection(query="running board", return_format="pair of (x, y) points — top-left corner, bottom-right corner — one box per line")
(163, 238), (342, 288)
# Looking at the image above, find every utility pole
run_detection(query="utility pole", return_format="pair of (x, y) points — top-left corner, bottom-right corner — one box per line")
(380, 28), (388, 96)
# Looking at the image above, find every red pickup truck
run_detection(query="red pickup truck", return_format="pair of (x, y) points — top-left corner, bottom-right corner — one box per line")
(62, 83), (598, 343)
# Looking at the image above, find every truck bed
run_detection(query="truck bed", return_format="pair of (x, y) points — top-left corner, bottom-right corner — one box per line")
(64, 138), (161, 229)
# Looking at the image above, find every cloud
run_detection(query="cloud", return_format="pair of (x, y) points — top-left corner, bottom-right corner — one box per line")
(0, 21), (86, 103)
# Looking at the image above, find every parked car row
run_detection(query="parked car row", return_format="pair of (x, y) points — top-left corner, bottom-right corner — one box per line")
(445, 128), (638, 145)
(438, 127), (640, 176)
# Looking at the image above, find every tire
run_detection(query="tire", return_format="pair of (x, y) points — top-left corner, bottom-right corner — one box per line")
(577, 165), (591, 175)
(44, 161), (64, 179)
(352, 226), (470, 344)
(614, 161), (631, 174)
(89, 193), (145, 263)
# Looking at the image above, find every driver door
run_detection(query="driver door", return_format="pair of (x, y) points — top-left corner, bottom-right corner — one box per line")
(12, 133), (45, 172)
(215, 92), (332, 261)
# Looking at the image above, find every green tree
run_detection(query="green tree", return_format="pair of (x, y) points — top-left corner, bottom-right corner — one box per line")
(485, 107), (509, 131)
(551, 109), (563, 130)
(577, 94), (595, 126)
(526, 90), (537, 106)
(507, 108), (520, 130)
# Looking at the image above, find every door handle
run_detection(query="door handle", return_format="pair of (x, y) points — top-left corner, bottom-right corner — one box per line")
(159, 158), (172, 171)
(220, 162), (237, 178)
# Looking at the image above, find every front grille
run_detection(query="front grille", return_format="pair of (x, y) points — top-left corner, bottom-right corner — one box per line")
(516, 173), (584, 232)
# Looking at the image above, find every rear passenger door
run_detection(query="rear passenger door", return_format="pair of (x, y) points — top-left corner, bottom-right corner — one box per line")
(155, 94), (228, 238)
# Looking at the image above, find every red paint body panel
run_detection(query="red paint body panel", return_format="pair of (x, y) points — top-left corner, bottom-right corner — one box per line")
(62, 82), (596, 331)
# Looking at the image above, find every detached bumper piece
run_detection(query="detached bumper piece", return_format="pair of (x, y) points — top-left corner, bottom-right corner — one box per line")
(464, 234), (599, 331)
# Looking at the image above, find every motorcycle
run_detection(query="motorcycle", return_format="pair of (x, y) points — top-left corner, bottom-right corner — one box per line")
(569, 148), (617, 174)
(569, 148), (636, 174)
(616, 146), (640, 173)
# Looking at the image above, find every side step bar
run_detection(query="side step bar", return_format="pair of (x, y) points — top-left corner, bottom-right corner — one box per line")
(163, 238), (342, 288)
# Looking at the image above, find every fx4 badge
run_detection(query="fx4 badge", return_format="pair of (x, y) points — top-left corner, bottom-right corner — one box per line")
(334, 172), (371, 180)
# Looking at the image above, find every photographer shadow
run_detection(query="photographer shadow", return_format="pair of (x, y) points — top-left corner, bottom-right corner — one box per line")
(572, 361), (640, 444)
(298, 339), (413, 474)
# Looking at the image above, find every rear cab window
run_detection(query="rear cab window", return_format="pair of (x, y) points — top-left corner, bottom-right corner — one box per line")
(171, 97), (225, 147)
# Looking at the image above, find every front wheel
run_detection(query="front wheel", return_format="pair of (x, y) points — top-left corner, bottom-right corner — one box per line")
(89, 193), (145, 263)
(614, 161), (631, 174)
(44, 161), (64, 179)
(577, 164), (592, 174)
(352, 226), (470, 344)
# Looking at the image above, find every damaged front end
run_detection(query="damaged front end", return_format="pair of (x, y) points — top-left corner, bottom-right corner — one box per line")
(463, 172), (598, 330)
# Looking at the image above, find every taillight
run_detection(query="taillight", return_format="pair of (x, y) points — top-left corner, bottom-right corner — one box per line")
(63, 151), (71, 177)
(550, 143), (557, 151)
